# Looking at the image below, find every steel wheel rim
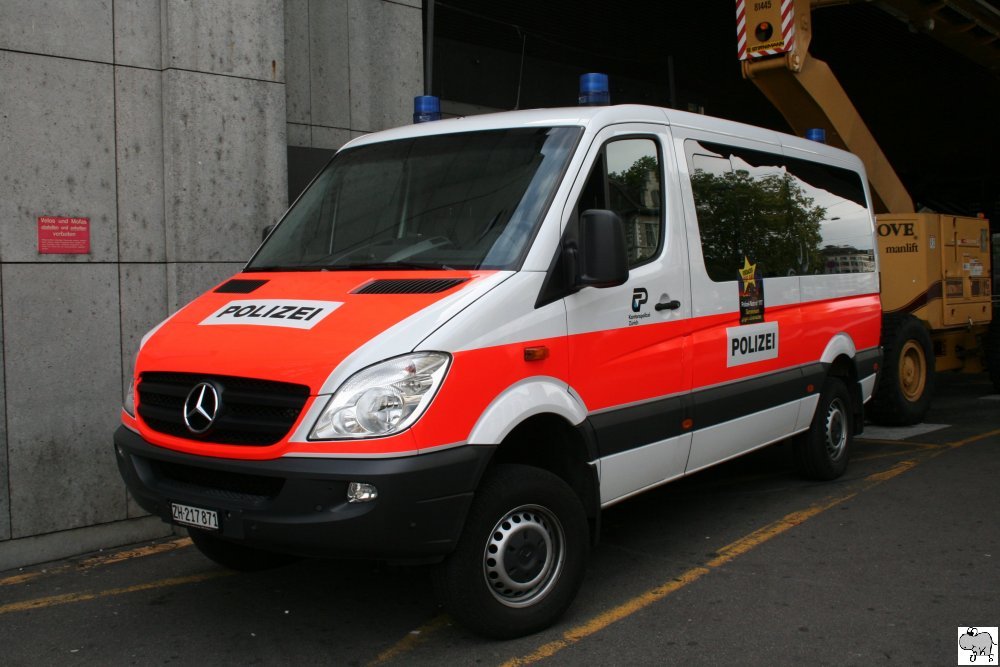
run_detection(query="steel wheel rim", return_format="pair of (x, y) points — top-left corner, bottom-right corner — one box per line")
(482, 504), (565, 608)
(898, 340), (926, 402)
(825, 397), (848, 461)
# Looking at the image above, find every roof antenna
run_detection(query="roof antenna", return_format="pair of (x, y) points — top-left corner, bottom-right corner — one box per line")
(514, 28), (527, 110)
(424, 0), (434, 95)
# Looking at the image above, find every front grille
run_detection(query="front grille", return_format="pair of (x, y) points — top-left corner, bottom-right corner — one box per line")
(138, 372), (310, 446)
(352, 278), (468, 294)
(150, 459), (284, 503)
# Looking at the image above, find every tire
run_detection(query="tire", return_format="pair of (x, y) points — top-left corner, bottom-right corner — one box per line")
(868, 313), (935, 426)
(188, 528), (297, 572)
(793, 377), (853, 480)
(987, 306), (1000, 393)
(434, 464), (589, 639)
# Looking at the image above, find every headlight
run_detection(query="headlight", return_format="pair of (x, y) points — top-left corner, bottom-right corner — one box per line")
(123, 379), (136, 417)
(123, 355), (138, 417)
(310, 352), (450, 440)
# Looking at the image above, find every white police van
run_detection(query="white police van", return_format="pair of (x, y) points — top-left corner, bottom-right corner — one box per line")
(115, 76), (881, 637)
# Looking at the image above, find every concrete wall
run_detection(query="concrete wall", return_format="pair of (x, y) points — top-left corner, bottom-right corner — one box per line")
(0, 0), (289, 570)
(0, 0), (424, 571)
(284, 0), (423, 152)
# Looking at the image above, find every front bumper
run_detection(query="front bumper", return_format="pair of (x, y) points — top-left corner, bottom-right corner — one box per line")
(114, 426), (493, 561)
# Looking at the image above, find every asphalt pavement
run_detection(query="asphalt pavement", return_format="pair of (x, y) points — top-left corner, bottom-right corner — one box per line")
(1, 372), (997, 665)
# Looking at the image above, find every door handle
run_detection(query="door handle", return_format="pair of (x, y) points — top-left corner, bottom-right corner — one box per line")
(655, 300), (681, 311)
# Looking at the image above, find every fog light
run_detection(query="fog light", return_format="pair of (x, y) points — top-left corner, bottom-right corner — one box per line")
(347, 482), (378, 503)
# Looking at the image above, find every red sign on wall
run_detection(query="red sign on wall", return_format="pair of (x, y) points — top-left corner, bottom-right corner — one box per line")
(38, 216), (91, 254)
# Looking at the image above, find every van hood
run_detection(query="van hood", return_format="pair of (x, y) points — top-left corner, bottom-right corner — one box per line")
(136, 270), (502, 393)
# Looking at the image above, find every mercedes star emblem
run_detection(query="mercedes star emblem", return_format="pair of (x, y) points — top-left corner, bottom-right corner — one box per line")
(183, 382), (220, 434)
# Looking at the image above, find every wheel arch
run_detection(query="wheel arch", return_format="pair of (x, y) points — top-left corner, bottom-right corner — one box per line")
(490, 414), (600, 523)
(467, 376), (588, 445)
(466, 377), (600, 535)
(820, 334), (863, 434)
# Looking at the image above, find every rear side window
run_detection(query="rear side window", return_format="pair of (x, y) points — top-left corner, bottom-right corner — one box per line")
(576, 137), (663, 268)
(685, 140), (873, 281)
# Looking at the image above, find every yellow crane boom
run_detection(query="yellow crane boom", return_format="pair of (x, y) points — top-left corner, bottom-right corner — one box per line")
(737, 0), (998, 425)
(738, 0), (914, 213)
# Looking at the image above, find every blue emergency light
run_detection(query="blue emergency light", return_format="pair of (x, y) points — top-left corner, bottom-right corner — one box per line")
(805, 128), (826, 143)
(579, 73), (610, 106)
(413, 95), (441, 123)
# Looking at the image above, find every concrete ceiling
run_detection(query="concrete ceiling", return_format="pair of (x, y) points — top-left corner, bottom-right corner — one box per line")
(433, 0), (1000, 222)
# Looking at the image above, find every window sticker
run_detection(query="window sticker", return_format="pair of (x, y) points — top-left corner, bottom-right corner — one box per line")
(738, 256), (765, 325)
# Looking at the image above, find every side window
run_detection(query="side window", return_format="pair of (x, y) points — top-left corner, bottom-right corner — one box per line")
(686, 139), (872, 281)
(577, 137), (663, 268)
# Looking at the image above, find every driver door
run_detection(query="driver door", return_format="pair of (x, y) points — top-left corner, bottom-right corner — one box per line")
(563, 124), (693, 505)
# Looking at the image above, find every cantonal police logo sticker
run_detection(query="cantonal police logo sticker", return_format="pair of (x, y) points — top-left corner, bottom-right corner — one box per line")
(958, 627), (997, 664)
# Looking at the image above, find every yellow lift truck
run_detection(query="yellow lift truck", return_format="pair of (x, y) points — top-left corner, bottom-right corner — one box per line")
(737, 0), (1000, 424)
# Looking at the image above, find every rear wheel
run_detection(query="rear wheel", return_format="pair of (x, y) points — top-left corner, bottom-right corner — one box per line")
(188, 528), (297, 572)
(869, 314), (935, 425)
(434, 464), (589, 639)
(794, 377), (853, 480)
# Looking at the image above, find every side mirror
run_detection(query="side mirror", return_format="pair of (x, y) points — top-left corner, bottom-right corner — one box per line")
(578, 209), (628, 288)
(261, 224), (276, 242)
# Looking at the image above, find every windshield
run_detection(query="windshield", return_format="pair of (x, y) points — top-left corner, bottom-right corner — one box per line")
(249, 126), (581, 271)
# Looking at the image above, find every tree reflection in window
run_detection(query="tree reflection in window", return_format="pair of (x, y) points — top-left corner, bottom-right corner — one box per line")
(691, 168), (824, 280)
(605, 142), (661, 268)
(687, 140), (873, 282)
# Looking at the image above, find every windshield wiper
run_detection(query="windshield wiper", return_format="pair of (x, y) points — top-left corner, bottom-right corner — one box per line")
(245, 265), (317, 272)
(328, 261), (456, 271)
(247, 260), (454, 272)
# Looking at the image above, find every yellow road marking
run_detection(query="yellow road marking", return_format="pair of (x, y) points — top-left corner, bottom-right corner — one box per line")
(0, 571), (232, 615)
(501, 492), (856, 667)
(0, 537), (192, 587)
(856, 438), (946, 449)
(502, 426), (1000, 667)
(2, 427), (993, 659)
(947, 427), (1000, 448)
(366, 615), (452, 666)
(863, 459), (919, 483)
(79, 538), (193, 570)
(375, 426), (999, 665)
(853, 450), (919, 463)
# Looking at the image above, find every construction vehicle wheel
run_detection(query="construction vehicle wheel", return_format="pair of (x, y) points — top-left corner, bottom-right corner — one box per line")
(869, 314), (935, 426)
(987, 307), (1000, 393)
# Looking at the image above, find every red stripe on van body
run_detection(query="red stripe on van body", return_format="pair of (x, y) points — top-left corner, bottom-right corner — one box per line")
(691, 295), (881, 390)
(130, 292), (880, 459)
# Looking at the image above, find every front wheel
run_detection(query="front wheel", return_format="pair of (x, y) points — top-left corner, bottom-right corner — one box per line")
(793, 377), (853, 480)
(434, 465), (589, 639)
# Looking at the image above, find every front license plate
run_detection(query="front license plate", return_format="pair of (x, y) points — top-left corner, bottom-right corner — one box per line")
(171, 502), (219, 531)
